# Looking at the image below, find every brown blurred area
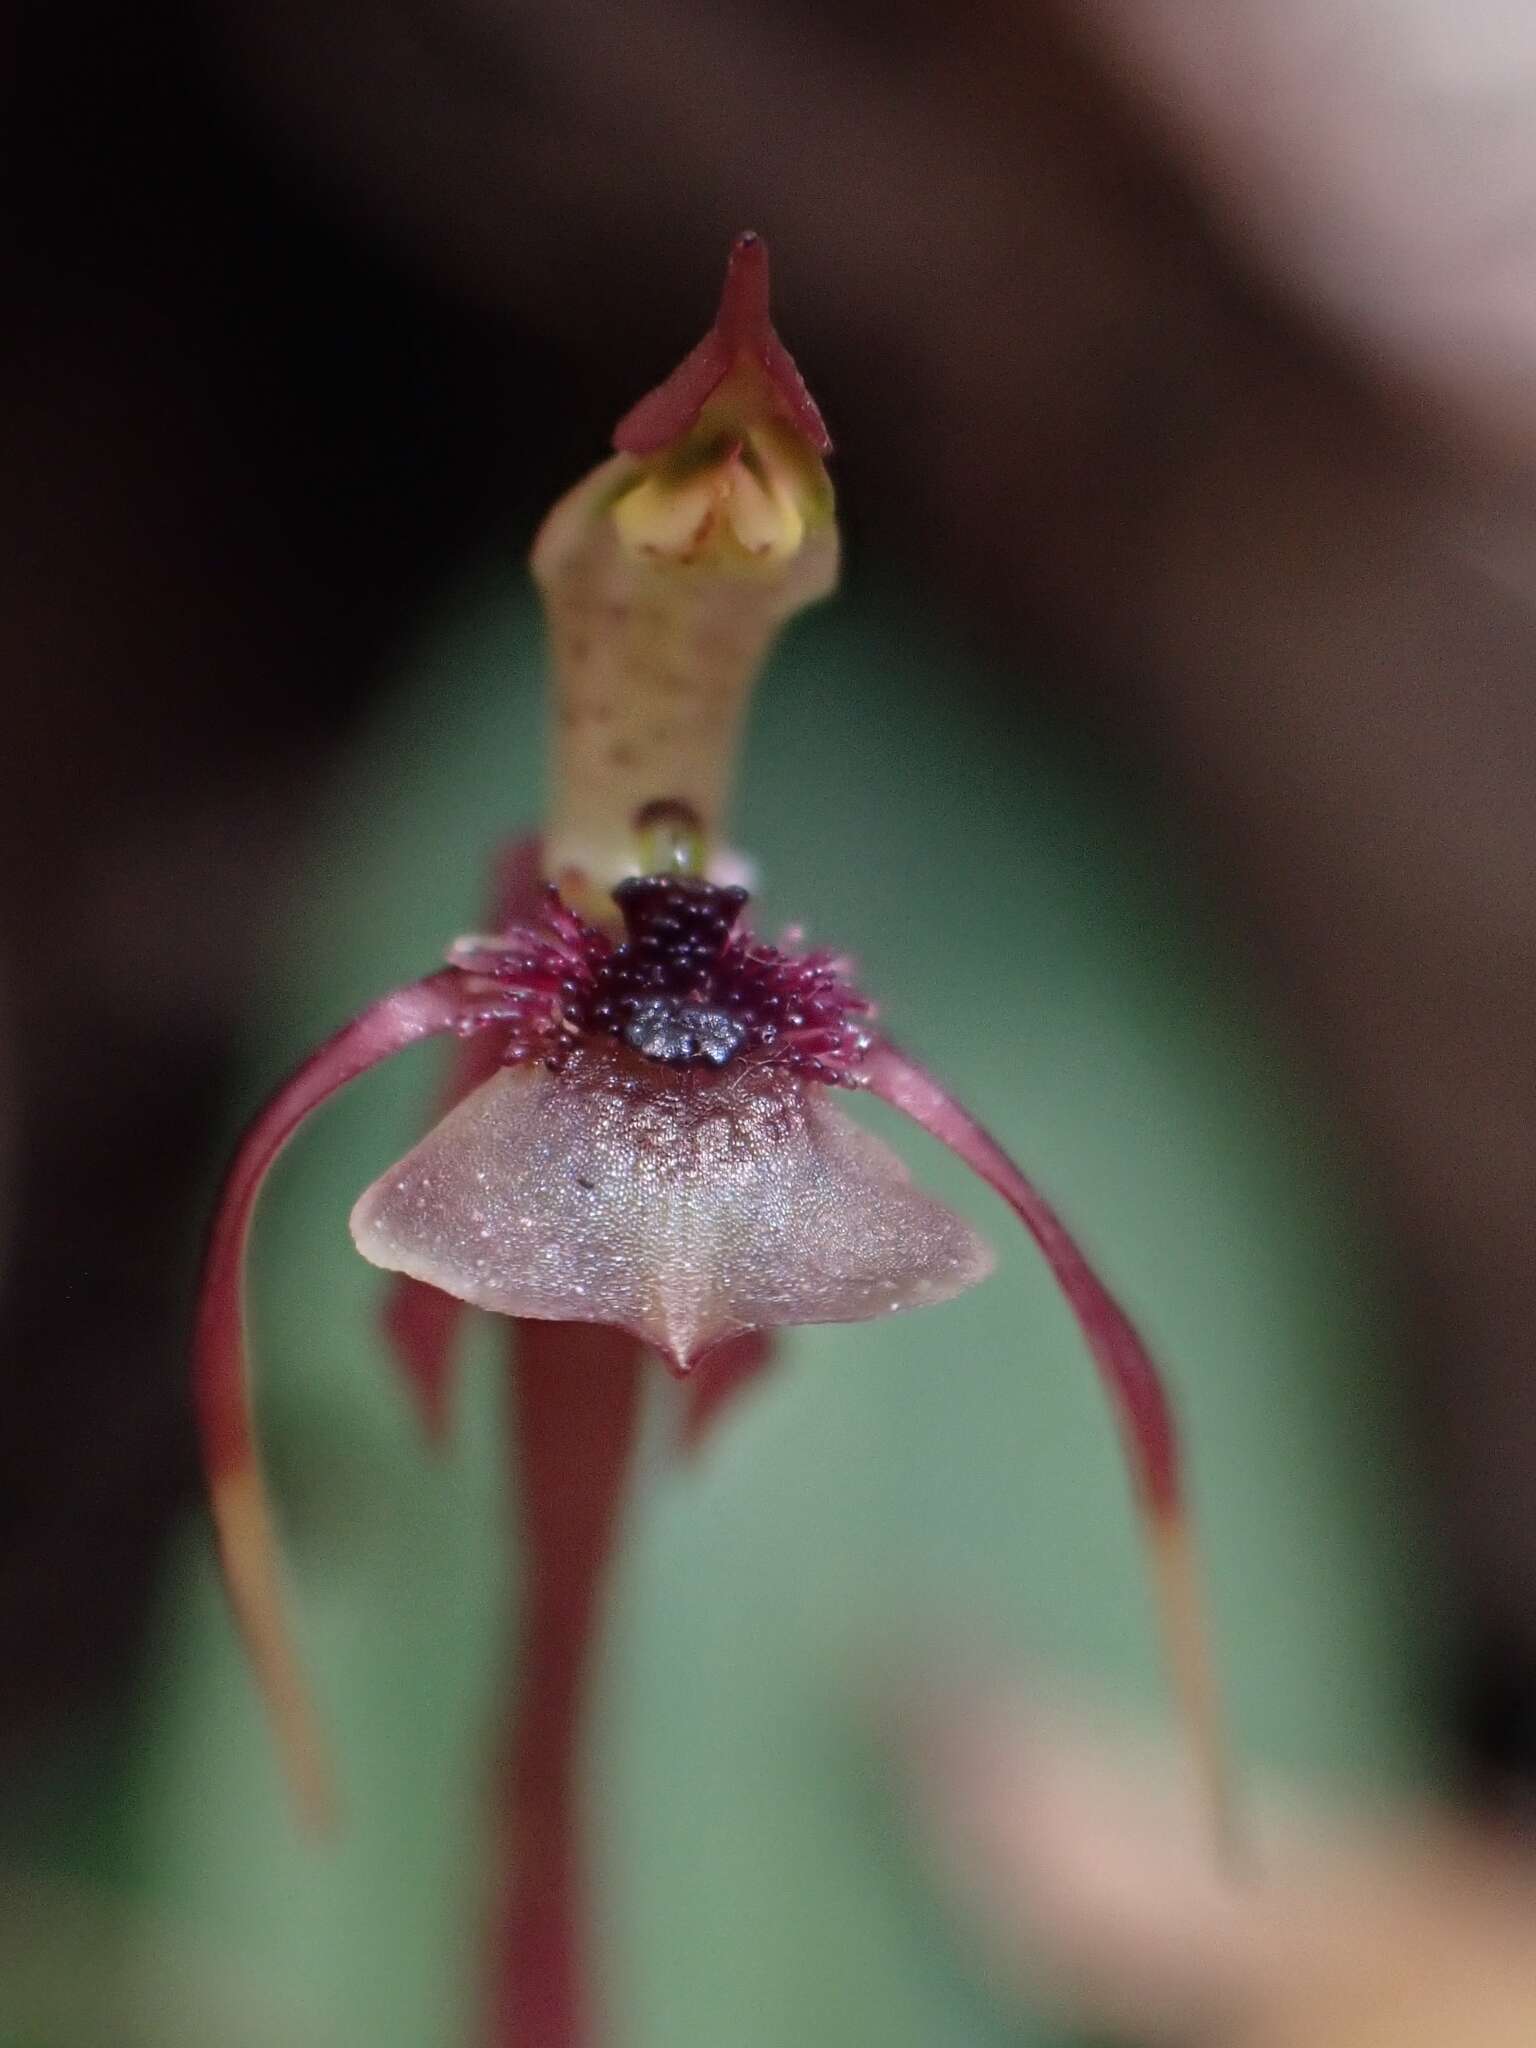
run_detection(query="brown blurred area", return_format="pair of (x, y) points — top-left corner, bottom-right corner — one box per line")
(6, 0), (1536, 1782)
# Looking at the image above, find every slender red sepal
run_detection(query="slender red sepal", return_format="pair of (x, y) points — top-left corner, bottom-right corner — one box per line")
(382, 839), (545, 1442)
(863, 1042), (1242, 1863)
(193, 970), (522, 1832)
(611, 232), (832, 457)
(494, 1320), (646, 2048)
(863, 1043), (1177, 1511)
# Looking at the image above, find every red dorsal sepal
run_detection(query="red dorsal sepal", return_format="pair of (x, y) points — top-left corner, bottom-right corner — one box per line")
(612, 232), (831, 457)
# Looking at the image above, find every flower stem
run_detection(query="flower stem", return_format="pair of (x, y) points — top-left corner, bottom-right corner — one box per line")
(492, 1320), (645, 2048)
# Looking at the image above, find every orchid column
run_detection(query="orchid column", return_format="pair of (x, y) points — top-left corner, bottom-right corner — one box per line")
(491, 232), (839, 2048)
(536, 228), (837, 915)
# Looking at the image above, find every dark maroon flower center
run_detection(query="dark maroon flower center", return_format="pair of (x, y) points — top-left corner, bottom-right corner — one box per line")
(451, 874), (875, 1085)
(573, 877), (751, 1067)
(574, 876), (834, 1071)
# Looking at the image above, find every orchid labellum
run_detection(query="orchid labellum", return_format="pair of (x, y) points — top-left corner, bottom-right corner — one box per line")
(193, 232), (1239, 2042)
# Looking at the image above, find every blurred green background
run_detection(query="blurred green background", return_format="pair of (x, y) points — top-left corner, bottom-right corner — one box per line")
(0, 569), (1442, 2045)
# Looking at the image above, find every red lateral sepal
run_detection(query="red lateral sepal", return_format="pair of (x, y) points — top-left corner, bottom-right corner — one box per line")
(862, 1040), (1179, 1514)
(864, 1041), (1243, 1860)
(193, 969), (522, 1830)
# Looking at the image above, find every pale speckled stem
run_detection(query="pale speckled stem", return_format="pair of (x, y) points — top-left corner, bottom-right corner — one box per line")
(533, 455), (837, 912)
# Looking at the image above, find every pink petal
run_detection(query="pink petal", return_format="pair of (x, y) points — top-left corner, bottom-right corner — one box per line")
(350, 1045), (991, 1374)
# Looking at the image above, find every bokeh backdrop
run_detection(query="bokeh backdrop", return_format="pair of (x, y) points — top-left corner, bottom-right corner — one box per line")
(6, 1), (1536, 2041)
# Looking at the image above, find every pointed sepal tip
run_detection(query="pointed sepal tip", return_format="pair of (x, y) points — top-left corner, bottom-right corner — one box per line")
(612, 232), (831, 457)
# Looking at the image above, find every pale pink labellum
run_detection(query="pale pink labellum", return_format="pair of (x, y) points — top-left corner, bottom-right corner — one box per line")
(351, 1043), (993, 1374)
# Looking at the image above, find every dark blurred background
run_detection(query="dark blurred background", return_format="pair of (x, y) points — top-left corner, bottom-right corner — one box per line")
(6, 0), (1536, 1795)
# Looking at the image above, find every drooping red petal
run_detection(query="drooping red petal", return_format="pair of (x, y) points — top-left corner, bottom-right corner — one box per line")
(382, 837), (545, 1442)
(193, 970), (519, 1831)
(611, 232), (832, 457)
(863, 1041), (1242, 1863)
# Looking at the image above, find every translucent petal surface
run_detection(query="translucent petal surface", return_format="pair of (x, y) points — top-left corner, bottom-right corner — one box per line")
(350, 1046), (992, 1370)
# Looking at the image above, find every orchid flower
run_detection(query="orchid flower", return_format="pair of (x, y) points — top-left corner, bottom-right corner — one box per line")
(193, 234), (1238, 2041)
